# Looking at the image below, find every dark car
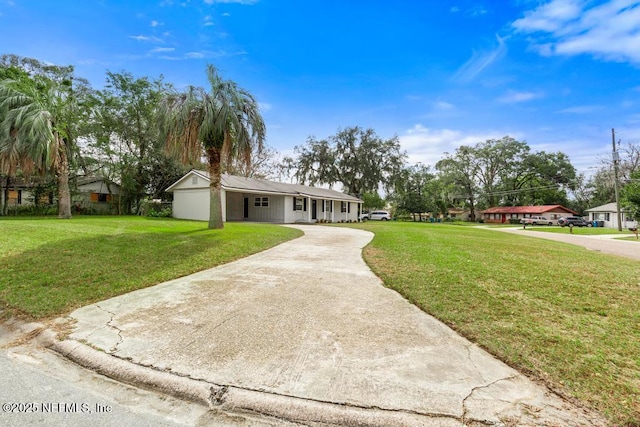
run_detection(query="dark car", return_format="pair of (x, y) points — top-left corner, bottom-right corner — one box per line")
(558, 216), (591, 227)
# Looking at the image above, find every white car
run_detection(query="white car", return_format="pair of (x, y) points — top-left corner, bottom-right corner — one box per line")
(520, 216), (556, 226)
(368, 210), (391, 221)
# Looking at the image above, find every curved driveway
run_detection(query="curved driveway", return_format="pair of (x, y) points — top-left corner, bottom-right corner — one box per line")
(59, 225), (606, 426)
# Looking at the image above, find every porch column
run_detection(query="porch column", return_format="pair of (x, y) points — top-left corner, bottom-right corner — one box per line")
(307, 196), (312, 223)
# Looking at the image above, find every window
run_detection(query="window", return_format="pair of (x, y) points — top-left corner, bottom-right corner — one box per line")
(8, 190), (21, 205)
(341, 201), (347, 213)
(254, 197), (269, 207)
(91, 193), (110, 203)
(294, 197), (303, 211)
(325, 200), (332, 212)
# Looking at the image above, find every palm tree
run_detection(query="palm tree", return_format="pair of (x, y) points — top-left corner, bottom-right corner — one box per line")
(159, 65), (266, 229)
(0, 75), (74, 218)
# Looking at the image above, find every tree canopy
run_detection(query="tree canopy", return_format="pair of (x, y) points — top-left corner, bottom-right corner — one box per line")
(0, 57), (84, 218)
(292, 126), (406, 196)
(159, 64), (265, 229)
(621, 170), (640, 223)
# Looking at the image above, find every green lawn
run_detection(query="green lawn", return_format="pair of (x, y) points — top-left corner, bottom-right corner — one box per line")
(0, 216), (302, 319)
(2, 217), (638, 424)
(347, 221), (639, 426)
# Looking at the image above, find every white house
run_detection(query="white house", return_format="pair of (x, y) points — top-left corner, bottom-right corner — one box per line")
(166, 170), (363, 223)
(585, 202), (637, 229)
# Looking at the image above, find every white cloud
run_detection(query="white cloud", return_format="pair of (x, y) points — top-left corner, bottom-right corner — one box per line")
(150, 20), (163, 27)
(398, 124), (506, 166)
(129, 35), (163, 43)
(259, 102), (272, 112)
(498, 90), (543, 103)
(434, 101), (454, 110)
(557, 105), (601, 114)
(151, 47), (175, 53)
(452, 34), (507, 83)
(513, 0), (640, 64)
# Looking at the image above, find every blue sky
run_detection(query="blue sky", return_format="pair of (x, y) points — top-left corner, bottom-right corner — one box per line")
(1, 0), (639, 176)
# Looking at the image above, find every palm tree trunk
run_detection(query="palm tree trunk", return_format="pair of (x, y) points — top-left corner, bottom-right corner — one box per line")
(56, 137), (72, 219)
(206, 146), (224, 229)
(2, 175), (9, 216)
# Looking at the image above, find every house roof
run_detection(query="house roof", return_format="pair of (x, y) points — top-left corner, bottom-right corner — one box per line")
(480, 205), (578, 215)
(585, 202), (629, 213)
(167, 170), (362, 202)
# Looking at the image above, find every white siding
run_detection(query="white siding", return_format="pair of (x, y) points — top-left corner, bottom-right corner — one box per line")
(248, 195), (285, 222)
(283, 196), (296, 223)
(172, 189), (209, 221)
(170, 171), (363, 224)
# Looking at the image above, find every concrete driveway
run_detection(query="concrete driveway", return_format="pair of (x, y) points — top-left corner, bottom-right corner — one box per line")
(48, 225), (606, 426)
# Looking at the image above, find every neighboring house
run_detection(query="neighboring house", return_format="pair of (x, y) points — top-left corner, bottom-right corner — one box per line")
(447, 208), (471, 221)
(0, 177), (53, 210)
(480, 205), (578, 224)
(72, 177), (120, 214)
(585, 202), (637, 229)
(166, 170), (363, 223)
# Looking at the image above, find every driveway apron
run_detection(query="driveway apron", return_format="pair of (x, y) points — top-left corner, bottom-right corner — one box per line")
(64, 225), (605, 426)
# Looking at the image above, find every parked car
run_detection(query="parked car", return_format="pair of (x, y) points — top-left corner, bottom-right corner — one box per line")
(558, 216), (591, 227)
(359, 211), (370, 221)
(368, 210), (392, 221)
(520, 216), (556, 226)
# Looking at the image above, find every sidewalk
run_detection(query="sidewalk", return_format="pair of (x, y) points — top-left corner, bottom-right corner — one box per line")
(44, 225), (607, 426)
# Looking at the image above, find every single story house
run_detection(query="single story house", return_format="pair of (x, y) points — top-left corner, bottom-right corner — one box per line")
(166, 170), (363, 223)
(72, 177), (120, 214)
(0, 177), (54, 210)
(480, 205), (578, 224)
(447, 208), (472, 221)
(585, 202), (637, 229)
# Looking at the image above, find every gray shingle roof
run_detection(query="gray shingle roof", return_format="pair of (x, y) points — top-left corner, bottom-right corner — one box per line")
(177, 170), (361, 202)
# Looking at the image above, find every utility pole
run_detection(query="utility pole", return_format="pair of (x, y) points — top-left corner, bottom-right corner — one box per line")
(612, 128), (623, 231)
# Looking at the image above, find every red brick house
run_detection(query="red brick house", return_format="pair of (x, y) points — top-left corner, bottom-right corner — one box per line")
(480, 205), (578, 224)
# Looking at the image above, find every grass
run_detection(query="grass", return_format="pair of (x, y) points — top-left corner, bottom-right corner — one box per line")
(0, 216), (302, 319)
(2, 216), (638, 424)
(346, 221), (639, 426)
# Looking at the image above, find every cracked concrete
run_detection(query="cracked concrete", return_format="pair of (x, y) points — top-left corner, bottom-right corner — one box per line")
(55, 225), (607, 426)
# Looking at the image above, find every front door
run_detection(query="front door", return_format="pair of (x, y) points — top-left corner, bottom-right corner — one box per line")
(311, 200), (317, 220)
(243, 197), (249, 219)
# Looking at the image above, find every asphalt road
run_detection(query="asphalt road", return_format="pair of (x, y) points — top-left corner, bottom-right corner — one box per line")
(0, 321), (292, 426)
(490, 226), (640, 260)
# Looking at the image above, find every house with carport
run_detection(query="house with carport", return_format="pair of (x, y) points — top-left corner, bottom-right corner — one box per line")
(480, 205), (578, 224)
(166, 170), (363, 223)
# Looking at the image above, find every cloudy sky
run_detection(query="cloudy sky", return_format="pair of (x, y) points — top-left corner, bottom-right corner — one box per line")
(1, 0), (639, 175)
